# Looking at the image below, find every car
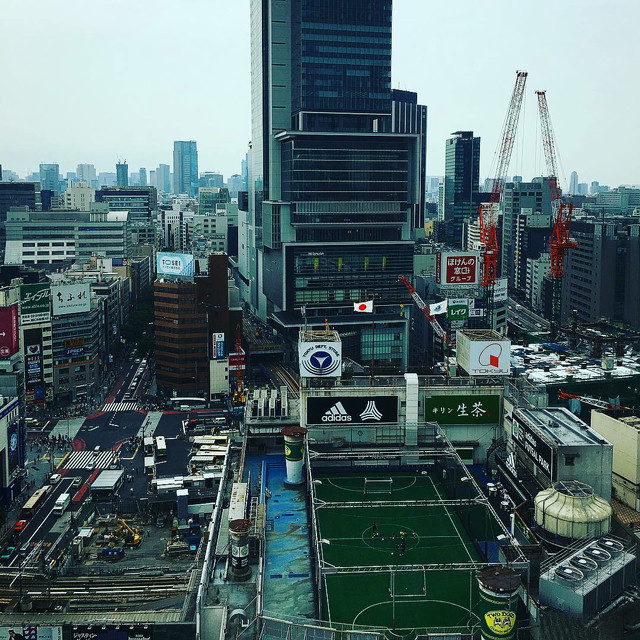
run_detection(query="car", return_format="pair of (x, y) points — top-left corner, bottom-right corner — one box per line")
(156, 515), (165, 528)
(1, 547), (16, 565)
(72, 476), (82, 487)
(50, 473), (62, 485)
(13, 520), (27, 533)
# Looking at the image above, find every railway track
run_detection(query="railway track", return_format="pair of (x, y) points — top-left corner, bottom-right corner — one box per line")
(270, 364), (300, 398)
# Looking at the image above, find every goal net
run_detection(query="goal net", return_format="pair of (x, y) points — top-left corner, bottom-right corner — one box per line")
(364, 477), (393, 496)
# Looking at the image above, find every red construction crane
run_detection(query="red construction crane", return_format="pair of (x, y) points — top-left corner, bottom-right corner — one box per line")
(479, 71), (528, 324)
(558, 390), (633, 412)
(398, 276), (449, 344)
(536, 90), (577, 326)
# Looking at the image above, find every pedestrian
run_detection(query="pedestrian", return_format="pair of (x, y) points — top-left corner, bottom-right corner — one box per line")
(371, 521), (377, 537)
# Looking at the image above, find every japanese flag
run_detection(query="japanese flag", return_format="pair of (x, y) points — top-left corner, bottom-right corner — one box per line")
(354, 300), (374, 313)
(429, 300), (448, 315)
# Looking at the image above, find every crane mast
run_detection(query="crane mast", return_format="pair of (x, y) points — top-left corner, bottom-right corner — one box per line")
(479, 71), (528, 326)
(536, 90), (577, 327)
(398, 276), (449, 344)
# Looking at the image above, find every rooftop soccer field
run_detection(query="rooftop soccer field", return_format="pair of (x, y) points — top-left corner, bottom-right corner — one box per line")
(312, 468), (505, 634)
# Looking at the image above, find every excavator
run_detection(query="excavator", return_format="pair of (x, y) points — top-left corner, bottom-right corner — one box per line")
(114, 518), (143, 547)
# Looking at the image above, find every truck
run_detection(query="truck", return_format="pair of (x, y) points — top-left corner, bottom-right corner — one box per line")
(53, 493), (71, 516)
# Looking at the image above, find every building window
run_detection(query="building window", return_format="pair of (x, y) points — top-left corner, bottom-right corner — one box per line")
(564, 454), (577, 466)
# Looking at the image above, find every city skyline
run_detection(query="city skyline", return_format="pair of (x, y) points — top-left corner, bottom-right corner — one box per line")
(1, 0), (639, 187)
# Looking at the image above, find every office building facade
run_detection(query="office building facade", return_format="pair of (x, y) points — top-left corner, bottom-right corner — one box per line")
(173, 141), (199, 196)
(39, 163), (60, 194)
(443, 131), (480, 245)
(116, 161), (129, 187)
(242, 0), (424, 370)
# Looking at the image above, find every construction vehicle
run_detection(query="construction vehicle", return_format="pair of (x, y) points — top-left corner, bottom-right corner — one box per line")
(536, 90), (578, 329)
(479, 70), (528, 326)
(114, 518), (143, 547)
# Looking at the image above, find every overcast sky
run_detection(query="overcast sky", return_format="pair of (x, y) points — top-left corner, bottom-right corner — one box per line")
(1, 0), (638, 188)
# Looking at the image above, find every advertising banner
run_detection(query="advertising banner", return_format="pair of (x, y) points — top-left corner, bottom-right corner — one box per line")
(306, 396), (398, 426)
(66, 627), (152, 640)
(0, 627), (62, 640)
(52, 283), (91, 316)
(512, 416), (555, 478)
(424, 394), (500, 425)
(456, 333), (511, 376)
(298, 341), (342, 378)
(447, 298), (468, 321)
(7, 422), (19, 473)
(24, 326), (45, 403)
(213, 332), (225, 359)
(0, 304), (19, 358)
(20, 283), (51, 325)
(156, 252), (195, 278)
(493, 277), (508, 302)
(436, 252), (479, 285)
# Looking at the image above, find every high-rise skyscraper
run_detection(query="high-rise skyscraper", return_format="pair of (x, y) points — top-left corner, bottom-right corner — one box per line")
(139, 168), (147, 187)
(76, 163), (97, 185)
(156, 164), (171, 193)
(443, 131), (480, 245)
(242, 0), (425, 370)
(39, 163), (60, 194)
(173, 141), (198, 196)
(569, 171), (578, 195)
(116, 161), (128, 187)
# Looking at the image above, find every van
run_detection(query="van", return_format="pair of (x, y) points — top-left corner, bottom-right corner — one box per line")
(49, 473), (62, 485)
(93, 446), (100, 456)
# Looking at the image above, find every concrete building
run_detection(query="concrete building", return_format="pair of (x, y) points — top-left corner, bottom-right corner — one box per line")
(569, 171), (579, 195)
(0, 396), (22, 506)
(502, 407), (613, 501)
(526, 253), (551, 312)
(63, 182), (96, 211)
(590, 411), (640, 510)
(5, 206), (133, 268)
(76, 163), (97, 186)
(501, 178), (553, 294)
(156, 164), (171, 193)
(227, 174), (244, 197)
(139, 167), (147, 187)
(95, 185), (157, 223)
(199, 187), (229, 214)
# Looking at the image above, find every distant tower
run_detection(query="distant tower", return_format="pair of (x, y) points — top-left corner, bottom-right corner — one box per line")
(116, 160), (128, 187)
(173, 141), (198, 196)
(39, 163), (60, 194)
(444, 131), (480, 246)
(569, 171), (578, 195)
(139, 168), (147, 187)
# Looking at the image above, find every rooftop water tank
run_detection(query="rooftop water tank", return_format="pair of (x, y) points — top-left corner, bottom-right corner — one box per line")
(534, 480), (612, 540)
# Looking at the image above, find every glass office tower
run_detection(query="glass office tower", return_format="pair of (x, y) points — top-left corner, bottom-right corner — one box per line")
(242, 0), (425, 371)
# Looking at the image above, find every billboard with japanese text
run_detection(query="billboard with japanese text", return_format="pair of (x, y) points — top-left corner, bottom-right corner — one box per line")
(436, 252), (479, 285)
(24, 326), (45, 403)
(424, 394), (500, 425)
(52, 283), (91, 316)
(447, 298), (468, 321)
(0, 627), (62, 640)
(20, 283), (51, 325)
(0, 304), (19, 358)
(213, 332), (225, 359)
(157, 252), (195, 278)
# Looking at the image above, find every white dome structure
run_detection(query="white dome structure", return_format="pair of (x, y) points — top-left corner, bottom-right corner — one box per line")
(534, 480), (612, 540)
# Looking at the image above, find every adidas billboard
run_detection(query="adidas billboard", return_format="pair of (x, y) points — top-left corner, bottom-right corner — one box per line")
(306, 396), (399, 427)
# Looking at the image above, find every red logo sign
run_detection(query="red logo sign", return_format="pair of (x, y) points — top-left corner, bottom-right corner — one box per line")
(0, 305), (19, 359)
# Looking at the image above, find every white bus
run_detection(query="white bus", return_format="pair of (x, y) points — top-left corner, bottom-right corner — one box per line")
(155, 436), (167, 457)
(53, 493), (71, 516)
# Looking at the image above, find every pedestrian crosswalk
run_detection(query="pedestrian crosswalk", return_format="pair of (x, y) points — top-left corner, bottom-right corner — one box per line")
(62, 450), (116, 470)
(102, 402), (139, 412)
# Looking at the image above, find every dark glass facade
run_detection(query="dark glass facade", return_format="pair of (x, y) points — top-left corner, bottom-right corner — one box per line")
(291, 0), (392, 115)
(281, 134), (413, 202)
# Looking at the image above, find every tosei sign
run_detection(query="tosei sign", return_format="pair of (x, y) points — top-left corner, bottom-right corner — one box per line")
(157, 252), (195, 278)
(0, 304), (19, 358)
(298, 341), (342, 377)
(436, 252), (479, 285)
(306, 396), (398, 426)
(512, 417), (555, 478)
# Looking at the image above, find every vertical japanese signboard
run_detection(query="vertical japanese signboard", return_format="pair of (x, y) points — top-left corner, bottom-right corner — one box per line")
(24, 326), (45, 403)
(436, 252), (479, 285)
(20, 283), (51, 325)
(0, 304), (19, 358)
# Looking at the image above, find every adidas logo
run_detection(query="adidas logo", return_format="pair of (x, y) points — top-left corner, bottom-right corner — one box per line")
(322, 402), (352, 422)
(360, 400), (383, 421)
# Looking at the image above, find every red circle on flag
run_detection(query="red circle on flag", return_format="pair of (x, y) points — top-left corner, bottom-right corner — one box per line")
(358, 304), (366, 311)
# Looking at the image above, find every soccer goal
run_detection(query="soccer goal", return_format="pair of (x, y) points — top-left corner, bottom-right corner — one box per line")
(364, 477), (393, 496)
